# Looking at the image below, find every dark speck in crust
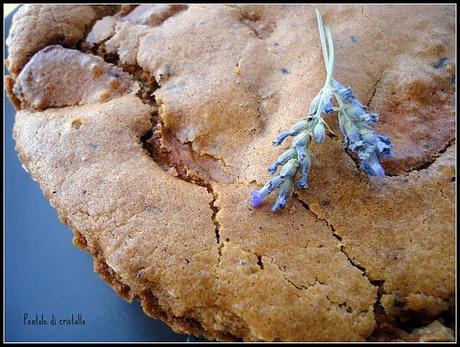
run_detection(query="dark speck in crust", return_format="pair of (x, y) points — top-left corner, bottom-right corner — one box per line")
(433, 57), (448, 69)
(89, 143), (99, 149)
(280, 67), (291, 75)
(350, 35), (358, 43)
(108, 69), (121, 78)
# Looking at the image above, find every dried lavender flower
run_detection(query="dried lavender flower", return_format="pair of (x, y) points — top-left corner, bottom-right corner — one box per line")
(312, 120), (326, 144)
(335, 83), (392, 177)
(268, 147), (297, 174)
(250, 9), (393, 211)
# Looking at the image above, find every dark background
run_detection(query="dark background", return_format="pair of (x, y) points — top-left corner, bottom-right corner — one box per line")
(4, 7), (205, 342)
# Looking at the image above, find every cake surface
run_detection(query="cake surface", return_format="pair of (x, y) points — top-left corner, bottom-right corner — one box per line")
(6, 4), (455, 341)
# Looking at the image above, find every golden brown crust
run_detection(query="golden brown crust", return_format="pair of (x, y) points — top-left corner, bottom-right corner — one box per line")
(13, 45), (138, 110)
(119, 4), (187, 26)
(7, 4), (456, 342)
(6, 5), (118, 76)
(296, 139), (455, 319)
(212, 183), (377, 341)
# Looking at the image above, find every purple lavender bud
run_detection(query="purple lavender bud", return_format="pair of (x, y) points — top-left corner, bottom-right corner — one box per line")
(377, 135), (391, 144)
(273, 119), (310, 146)
(273, 131), (293, 146)
(250, 184), (271, 207)
(340, 105), (392, 178)
(268, 148), (297, 174)
(361, 132), (392, 157)
(350, 98), (367, 109)
(360, 131), (377, 144)
(292, 132), (310, 159)
(250, 176), (284, 207)
(333, 80), (367, 109)
(340, 87), (354, 100)
(296, 154), (312, 188)
(350, 140), (367, 156)
(346, 105), (365, 119)
(295, 145), (307, 161)
(365, 113), (379, 122)
(250, 190), (266, 207)
(340, 115), (361, 145)
(272, 179), (294, 212)
(375, 135), (392, 157)
(279, 158), (299, 178)
(349, 109), (379, 123)
(360, 151), (385, 177)
(313, 121), (326, 144)
(323, 102), (334, 114)
(290, 119), (311, 133)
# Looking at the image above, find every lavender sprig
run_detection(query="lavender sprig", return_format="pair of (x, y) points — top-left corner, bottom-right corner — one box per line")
(250, 9), (393, 212)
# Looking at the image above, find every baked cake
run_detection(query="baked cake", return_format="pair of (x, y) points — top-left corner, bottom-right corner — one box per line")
(6, 4), (456, 341)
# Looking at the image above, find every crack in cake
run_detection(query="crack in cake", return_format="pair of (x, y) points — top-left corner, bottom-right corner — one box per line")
(5, 4), (455, 342)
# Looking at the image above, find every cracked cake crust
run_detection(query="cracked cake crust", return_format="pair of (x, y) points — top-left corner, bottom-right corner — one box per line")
(7, 4), (455, 342)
